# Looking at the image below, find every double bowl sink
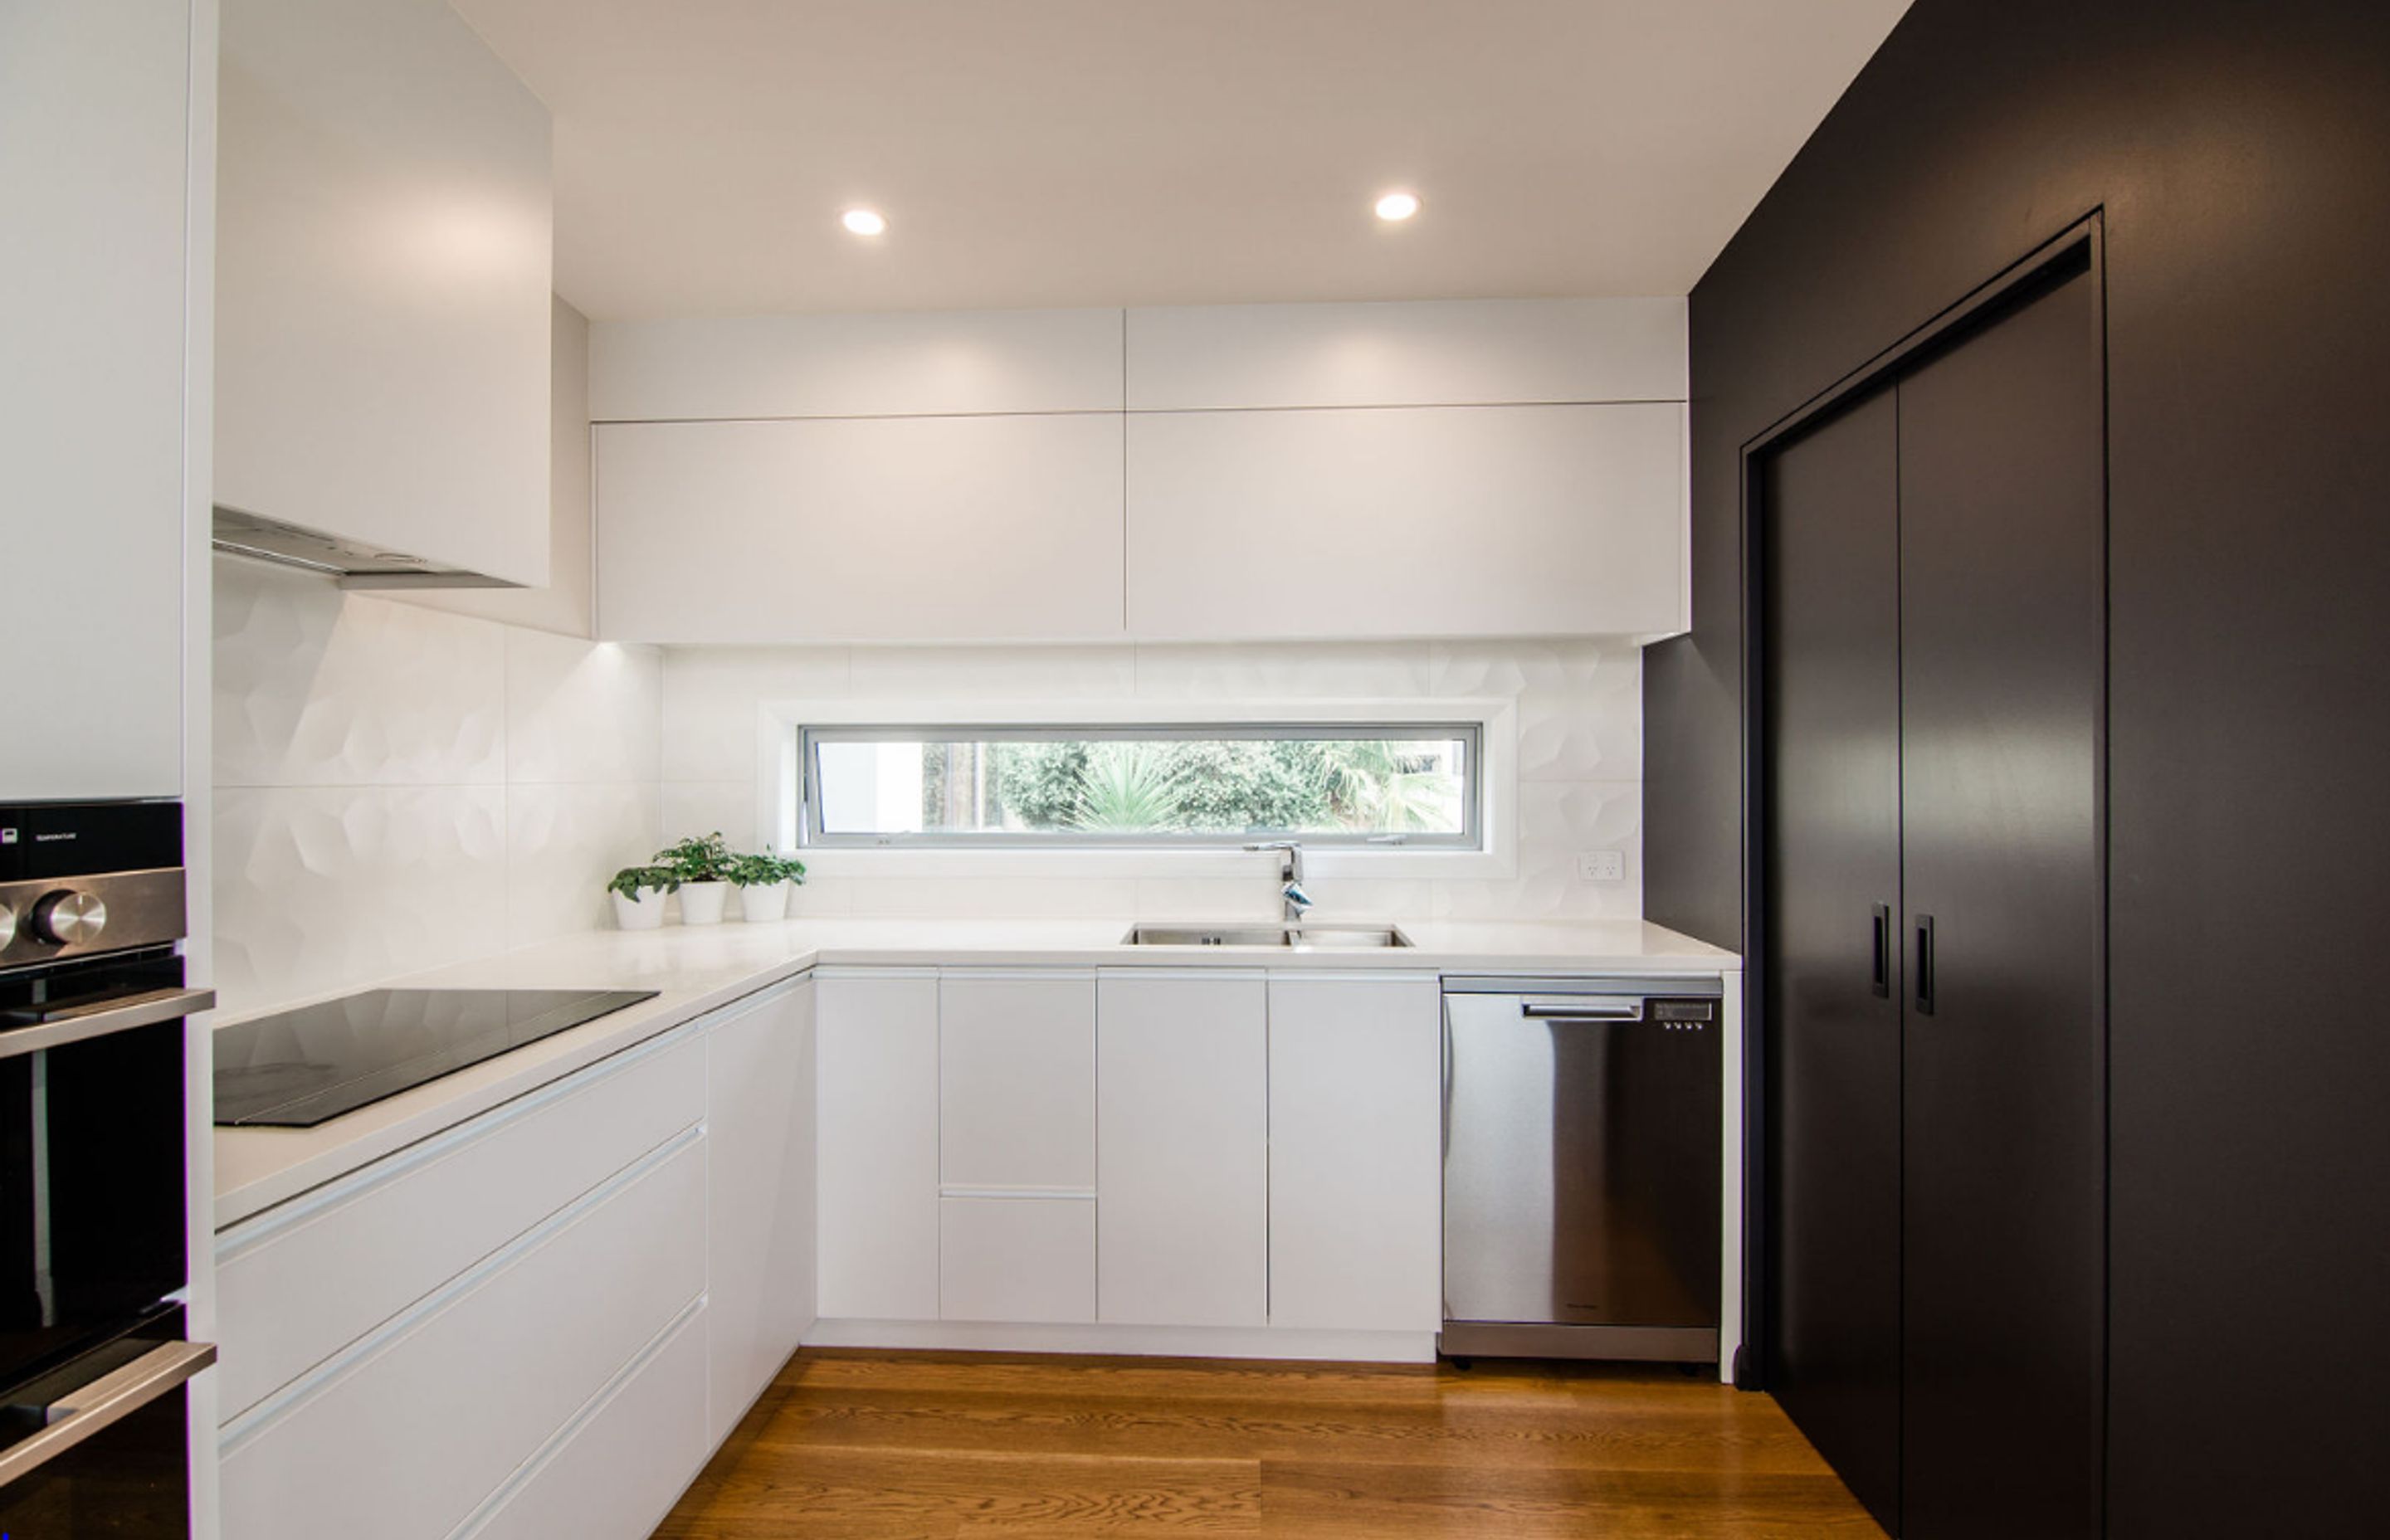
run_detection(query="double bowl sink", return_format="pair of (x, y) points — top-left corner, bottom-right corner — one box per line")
(1123, 922), (1412, 950)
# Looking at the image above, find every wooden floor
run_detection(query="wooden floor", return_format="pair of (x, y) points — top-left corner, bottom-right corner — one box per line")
(652, 1350), (1886, 1538)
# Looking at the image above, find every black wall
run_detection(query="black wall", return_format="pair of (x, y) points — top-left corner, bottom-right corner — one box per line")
(1644, 1), (2390, 1533)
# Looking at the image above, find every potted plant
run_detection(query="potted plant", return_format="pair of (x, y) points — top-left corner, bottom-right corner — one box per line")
(660, 832), (737, 924)
(728, 850), (807, 923)
(607, 864), (678, 931)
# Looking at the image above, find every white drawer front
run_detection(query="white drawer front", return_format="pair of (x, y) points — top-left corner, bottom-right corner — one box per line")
(217, 1029), (706, 1420)
(461, 1301), (710, 1540)
(220, 1133), (708, 1540)
(939, 1196), (1096, 1325)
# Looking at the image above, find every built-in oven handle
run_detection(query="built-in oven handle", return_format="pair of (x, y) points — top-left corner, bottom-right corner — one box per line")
(0, 1340), (216, 1487)
(1518, 996), (1645, 1021)
(0, 987), (215, 1060)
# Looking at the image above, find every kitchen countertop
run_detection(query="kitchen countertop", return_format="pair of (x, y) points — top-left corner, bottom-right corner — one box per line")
(213, 914), (1738, 1230)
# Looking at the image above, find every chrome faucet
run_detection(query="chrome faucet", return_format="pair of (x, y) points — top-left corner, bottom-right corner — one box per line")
(1245, 841), (1313, 923)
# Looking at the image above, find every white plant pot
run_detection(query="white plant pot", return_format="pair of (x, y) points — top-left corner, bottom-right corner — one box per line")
(612, 888), (668, 931)
(677, 881), (729, 925)
(738, 880), (793, 923)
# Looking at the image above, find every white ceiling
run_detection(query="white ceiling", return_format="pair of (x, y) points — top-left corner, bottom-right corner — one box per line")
(448, 0), (1911, 321)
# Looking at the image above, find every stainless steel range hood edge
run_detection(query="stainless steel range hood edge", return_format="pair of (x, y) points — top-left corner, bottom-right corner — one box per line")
(211, 506), (522, 591)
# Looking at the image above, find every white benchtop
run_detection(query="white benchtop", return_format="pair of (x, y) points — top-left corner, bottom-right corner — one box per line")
(213, 914), (1738, 1229)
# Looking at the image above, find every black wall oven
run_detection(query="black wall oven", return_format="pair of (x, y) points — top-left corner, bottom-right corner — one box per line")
(0, 802), (213, 1536)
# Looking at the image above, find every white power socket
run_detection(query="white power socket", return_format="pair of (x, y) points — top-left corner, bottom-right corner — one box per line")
(1577, 849), (1626, 883)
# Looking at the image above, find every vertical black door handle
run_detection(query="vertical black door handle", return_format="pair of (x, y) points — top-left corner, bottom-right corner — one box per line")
(1871, 904), (1891, 997)
(1914, 914), (1937, 1016)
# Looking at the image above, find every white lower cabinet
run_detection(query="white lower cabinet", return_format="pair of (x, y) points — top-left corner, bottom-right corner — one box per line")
(219, 1135), (708, 1540)
(1095, 971), (1270, 1328)
(704, 980), (817, 1439)
(1266, 973), (1445, 1332)
(815, 970), (942, 1319)
(939, 1196), (1097, 1323)
(460, 1300), (710, 1540)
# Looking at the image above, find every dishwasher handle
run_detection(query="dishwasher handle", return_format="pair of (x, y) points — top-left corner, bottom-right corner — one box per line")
(1518, 996), (1646, 1022)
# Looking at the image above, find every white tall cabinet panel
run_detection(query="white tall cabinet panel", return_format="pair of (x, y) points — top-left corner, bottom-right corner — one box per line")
(1126, 298), (1685, 410)
(595, 414), (1125, 642)
(1126, 402), (1685, 639)
(590, 308), (1124, 421)
(217, 0), (552, 584)
(815, 971), (941, 1320)
(705, 981), (816, 1439)
(1266, 974), (1445, 1332)
(1095, 972), (1269, 1328)
(0, 0), (193, 799)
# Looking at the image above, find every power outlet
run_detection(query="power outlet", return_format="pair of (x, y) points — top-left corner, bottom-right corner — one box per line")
(1577, 849), (1626, 884)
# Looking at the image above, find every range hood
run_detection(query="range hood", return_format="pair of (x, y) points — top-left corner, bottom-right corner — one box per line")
(212, 508), (520, 591)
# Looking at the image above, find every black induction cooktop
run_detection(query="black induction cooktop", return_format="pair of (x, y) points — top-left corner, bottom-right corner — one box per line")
(212, 987), (660, 1128)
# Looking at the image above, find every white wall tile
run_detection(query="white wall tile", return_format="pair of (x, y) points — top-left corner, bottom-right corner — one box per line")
(505, 782), (663, 948)
(1130, 641), (1434, 699)
(1432, 637), (1641, 781)
(1436, 781), (1641, 921)
(505, 630), (662, 784)
(214, 785), (508, 1016)
(850, 644), (1136, 699)
(843, 876), (1141, 920)
(215, 555), (505, 789)
(655, 636), (1646, 925)
(661, 646), (850, 782)
(660, 780), (760, 855)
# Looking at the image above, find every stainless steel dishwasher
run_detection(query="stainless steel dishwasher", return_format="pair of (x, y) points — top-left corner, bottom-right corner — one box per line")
(1441, 976), (1723, 1362)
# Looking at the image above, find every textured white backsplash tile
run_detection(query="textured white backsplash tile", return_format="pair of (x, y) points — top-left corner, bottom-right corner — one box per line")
(656, 636), (1644, 923)
(214, 557), (661, 1016)
(214, 784), (510, 1014)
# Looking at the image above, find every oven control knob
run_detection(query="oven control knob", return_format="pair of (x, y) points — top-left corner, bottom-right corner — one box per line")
(0, 901), (13, 950)
(30, 890), (106, 948)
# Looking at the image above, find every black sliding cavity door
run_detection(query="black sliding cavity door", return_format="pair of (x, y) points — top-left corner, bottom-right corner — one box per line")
(1895, 260), (2105, 1540)
(1761, 388), (1904, 1533)
(1760, 236), (2105, 1539)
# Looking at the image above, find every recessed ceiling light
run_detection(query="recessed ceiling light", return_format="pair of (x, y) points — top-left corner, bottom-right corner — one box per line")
(1374, 191), (1421, 222)
(841, 207), (887, 236)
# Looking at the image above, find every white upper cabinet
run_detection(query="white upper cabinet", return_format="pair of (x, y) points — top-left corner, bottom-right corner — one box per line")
(0, 0), (194, 800)
(1125, 298), (1685, 411)
(217, 0), (552, 586)
(1126, 402), (1685, 640)
(595, 414), (1125, 643)
(585, 297), (1686, 643)
(591, 309), (1124, 421)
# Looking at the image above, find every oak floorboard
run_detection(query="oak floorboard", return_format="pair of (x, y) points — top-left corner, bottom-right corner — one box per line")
(651, 1351), (1886, 1540)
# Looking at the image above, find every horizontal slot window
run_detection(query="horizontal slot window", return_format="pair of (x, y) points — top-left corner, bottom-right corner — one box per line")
(801, 723), (1480, 850)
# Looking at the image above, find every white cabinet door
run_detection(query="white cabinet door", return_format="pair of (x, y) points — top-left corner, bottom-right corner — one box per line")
(705, 980), (816, 1439)
(217, 0), (552, 585)
(939, 1196), (1097, 1324)
(1095, 972), (1268, 1328)
(1266, 974), (1445, 1332)
(220, 1134), (706, 1540)
(815, 971), (940, 1320)
(590, 308), (1124, 422)
(0, 0), (191, 799)
(1125, 298), (1685, 411)
(939, 971), (1096, 1191)
(594, 414), (1125, 643)
(461, 1301), (710, 1540)
(1125, 402), (1685, 639)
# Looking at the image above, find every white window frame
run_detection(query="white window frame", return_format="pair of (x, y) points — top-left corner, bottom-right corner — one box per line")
(749, 696), (1520, 881)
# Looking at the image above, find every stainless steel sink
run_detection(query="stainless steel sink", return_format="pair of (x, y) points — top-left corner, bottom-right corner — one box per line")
(1123, 922), (1412, 950)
